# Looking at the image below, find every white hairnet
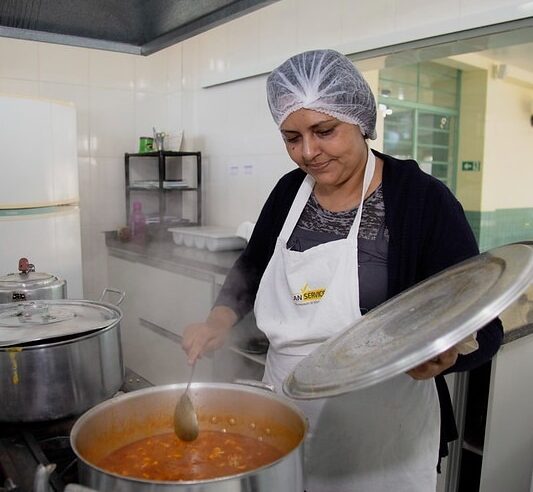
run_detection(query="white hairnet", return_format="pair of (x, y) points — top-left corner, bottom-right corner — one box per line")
(266, 49), (377, 140)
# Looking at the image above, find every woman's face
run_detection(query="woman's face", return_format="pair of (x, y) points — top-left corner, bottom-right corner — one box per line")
(280, 108), (367, 188)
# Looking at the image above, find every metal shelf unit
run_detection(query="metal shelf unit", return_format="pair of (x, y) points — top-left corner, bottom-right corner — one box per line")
(125, 150), (202, 228)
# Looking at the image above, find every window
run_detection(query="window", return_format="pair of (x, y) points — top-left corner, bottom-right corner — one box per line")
(379, 62), (460, 189)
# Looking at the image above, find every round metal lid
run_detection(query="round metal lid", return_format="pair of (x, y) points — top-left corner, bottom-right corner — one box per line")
(0, 271), (61, 290)
(0, 300), (121, 347)
(283, 243), (533, 400)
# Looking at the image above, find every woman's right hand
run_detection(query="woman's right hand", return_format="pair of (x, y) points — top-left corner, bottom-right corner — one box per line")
(181, 306), (237, 365)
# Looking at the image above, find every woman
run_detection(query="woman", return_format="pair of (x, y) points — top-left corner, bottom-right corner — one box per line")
(182, 49), (503, 491)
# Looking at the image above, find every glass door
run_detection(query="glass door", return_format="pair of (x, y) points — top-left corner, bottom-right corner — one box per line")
(379, 62), (460, 190)
(417, 111), (457, 185)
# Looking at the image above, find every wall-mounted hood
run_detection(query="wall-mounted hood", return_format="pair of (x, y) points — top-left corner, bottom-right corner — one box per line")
(0, 0), (279, 55)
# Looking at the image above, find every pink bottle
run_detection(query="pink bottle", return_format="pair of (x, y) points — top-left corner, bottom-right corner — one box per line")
(129, 200), (146, 241)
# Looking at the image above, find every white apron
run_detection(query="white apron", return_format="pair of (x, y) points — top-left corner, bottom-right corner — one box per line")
(254, 149), (440, 492)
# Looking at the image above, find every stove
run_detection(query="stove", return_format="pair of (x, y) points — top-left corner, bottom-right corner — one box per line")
(0, 369), (152, 492)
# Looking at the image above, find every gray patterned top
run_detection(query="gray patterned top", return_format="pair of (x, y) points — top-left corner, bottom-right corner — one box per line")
(287, 184), (390, 312)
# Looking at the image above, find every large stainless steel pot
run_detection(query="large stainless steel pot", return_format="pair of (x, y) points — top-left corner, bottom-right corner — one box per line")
(0, 258), (66, 303)
(70, 383), (306, 491)
(0, 292), (125, 422)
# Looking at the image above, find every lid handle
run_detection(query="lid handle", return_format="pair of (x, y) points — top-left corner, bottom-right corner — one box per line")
(18, 257), (35, 274)
(20, 302), (51, 322)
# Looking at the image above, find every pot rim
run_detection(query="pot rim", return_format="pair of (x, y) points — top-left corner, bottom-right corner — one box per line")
(0, 300), (122, 351)
(70, 382), (308, 485)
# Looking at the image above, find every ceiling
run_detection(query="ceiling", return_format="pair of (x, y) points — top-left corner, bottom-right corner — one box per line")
(0, 0), (279, 55)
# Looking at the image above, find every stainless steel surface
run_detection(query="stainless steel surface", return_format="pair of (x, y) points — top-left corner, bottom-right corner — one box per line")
(71, 383), (306, 491)
(284, 243), (533, 399)
(0, 264), (66, 304)
(173, 363), (199, 441)
(0, 301), (124, 422)
(0, 299), (122, 347)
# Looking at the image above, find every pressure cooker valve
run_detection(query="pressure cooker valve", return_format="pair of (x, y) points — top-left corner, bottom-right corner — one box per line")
(18, 257), (35, 274)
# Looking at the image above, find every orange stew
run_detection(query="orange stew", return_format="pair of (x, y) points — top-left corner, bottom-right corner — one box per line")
(97, 430), (284, 481)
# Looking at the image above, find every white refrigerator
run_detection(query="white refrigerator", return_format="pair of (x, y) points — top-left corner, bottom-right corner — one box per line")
(0, 94), (83, 298)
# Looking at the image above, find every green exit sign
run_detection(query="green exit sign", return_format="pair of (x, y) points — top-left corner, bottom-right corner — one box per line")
(462, 160), (481, 172)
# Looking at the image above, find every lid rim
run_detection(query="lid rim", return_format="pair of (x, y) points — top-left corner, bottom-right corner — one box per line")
(0, 319), (121, 350)
(0, 299), (122, 347)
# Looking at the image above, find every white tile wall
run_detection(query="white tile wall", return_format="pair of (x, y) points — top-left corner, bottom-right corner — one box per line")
(0, 38), (39, 80)
(394, 0), (461, 31)
(257, 0), (298, 67)
(0, 78), (39, 97)
(134, 49), (168, 93)
(88, 87), (136, 157)
(39, 81), (90, 157)
(226, 13), (261, 79)
(166, 43), (183, 92)
(38, 43), (89, 85)
(0, 37), (182, 299)
(198, 24), (228, 87)
(340, 0), (396, 43)
(166, 91), (184, 138)
(296, 0), (343, 52)
(134, 91), (169, 140)
(88, 49), (136, 90)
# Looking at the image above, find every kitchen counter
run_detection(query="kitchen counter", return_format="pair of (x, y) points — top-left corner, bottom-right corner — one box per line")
(105, 231), (241, 278)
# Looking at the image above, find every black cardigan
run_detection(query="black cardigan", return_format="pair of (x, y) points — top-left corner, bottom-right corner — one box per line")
(216, 150), (504, 460)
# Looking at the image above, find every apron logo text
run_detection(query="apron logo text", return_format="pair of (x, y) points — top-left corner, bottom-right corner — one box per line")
(292, 283), (326, 305)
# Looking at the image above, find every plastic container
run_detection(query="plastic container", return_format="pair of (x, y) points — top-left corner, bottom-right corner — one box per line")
(206, 235), (245, 251)
(169, 226), (247, 251)
(194, 235), (207, 249)
(172, 231), (184, 245)
(183, 234), (195, 248)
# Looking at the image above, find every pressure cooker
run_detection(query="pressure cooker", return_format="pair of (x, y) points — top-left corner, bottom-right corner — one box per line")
(0, 258), (67, 303)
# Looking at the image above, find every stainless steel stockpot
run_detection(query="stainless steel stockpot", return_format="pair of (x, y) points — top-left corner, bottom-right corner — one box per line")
(71, 383), (306, 492)
(0, 296), (124, 422)
(0, 258), (66, 303)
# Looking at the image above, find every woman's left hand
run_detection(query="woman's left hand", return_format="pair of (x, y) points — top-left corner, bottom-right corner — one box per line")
(407, 347), (459, 380)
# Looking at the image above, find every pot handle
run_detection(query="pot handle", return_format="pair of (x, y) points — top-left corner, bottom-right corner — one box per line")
(33, 464), (56, 492)
(233, 378), (275, 392)
(98, 287), (125, 306)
